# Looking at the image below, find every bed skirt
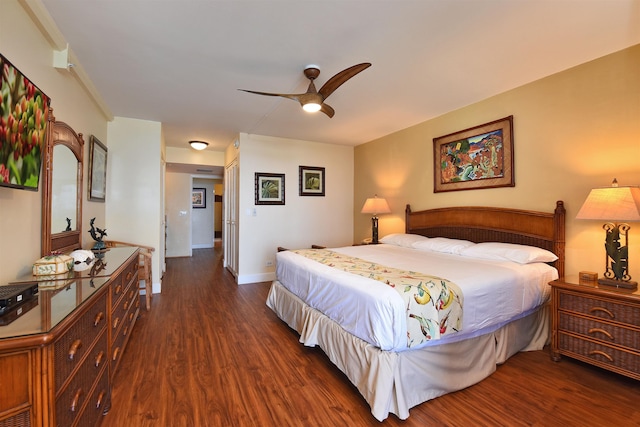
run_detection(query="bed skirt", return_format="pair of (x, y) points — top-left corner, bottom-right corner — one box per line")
(266, 280), (549, 421)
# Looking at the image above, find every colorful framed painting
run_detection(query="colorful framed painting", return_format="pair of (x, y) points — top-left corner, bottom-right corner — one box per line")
(433, 116), (514, 193)
(255, 172), (285, 205)
(0, 53), (50, 191)
(192, 188), (206, 208)
(299, 166), (325, 196)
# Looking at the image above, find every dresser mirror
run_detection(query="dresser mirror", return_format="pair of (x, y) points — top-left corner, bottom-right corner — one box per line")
(41, 111), (84, 256)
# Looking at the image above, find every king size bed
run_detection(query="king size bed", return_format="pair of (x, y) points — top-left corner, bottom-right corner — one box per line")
(266, 201), (565, 421)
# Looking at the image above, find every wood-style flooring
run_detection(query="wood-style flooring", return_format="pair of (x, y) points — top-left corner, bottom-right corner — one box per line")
(101, 247), (639, 427)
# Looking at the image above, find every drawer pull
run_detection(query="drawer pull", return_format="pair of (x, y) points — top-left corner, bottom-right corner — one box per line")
(126, 271), (134, 281)
(589, 306), (614, 319)
(113, 317), (120, 329)
(588, 328), (614, 341)
(95, 350), (105, 368)
(96, 390), (107, 409)
(123, 325), (129, 337)
(68, 339), (82, 360)
(94, 311), (105, 327)
(71, 388), (83, 412)
(589, 350), (614, 362)
(124, 300), (129, 310)
(114, 284), (122, 295)
(112, 346), (121, 361)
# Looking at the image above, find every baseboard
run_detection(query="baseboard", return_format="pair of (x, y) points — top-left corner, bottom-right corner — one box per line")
(237, 272), (275, 285)
(192, 243), (214, 249)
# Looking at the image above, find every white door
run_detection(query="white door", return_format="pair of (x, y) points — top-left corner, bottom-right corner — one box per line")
(223, 160), (239, 278)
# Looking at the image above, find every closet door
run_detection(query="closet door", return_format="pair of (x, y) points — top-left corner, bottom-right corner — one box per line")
(223, 160), (239, 278)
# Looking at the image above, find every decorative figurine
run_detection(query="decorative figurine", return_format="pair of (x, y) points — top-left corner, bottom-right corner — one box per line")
(89, 217), (108, 251)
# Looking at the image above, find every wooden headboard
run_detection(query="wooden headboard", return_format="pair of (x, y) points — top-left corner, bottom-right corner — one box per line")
(405, 201), (566, 277)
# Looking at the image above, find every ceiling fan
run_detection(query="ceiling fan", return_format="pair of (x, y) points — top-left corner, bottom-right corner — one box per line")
(239, 63), (371, 118)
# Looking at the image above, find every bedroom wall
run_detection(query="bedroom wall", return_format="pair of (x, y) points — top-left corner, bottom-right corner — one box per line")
(0, 0), (109, 283)
(354, 44), (640, 280)
(236, 133), (354, 284)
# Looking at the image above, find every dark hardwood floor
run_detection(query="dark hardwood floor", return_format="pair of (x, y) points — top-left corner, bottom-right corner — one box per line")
(101, 246), (639, 427)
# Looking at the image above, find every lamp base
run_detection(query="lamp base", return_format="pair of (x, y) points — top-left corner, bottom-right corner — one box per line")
(597, 277), (638, 291)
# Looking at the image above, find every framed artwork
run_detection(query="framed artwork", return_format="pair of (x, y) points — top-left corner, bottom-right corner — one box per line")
(88, 135), (108, 201)
(433, 115), (514, 193)
(299, 166), (325, 196)
(192, 188), (206, 208)
(0, 53), (50, 191)
(255, 172), (285, 205)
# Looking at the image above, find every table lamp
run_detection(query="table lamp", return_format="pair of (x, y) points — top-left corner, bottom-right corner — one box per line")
(361, 195), (391, 244)
(576, 179), (640, 290)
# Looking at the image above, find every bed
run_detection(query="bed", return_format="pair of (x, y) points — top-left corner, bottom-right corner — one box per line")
(266, 201), (565, 421)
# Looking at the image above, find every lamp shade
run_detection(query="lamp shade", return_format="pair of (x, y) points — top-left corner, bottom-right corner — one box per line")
(576, 186), (640, 221)
(189, 140), (209, 150)
(361, 196), (391, 215)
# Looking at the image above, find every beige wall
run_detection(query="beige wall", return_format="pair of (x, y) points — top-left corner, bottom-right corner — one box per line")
(0, 0), (108, 283)
(355, 44), (640, 279)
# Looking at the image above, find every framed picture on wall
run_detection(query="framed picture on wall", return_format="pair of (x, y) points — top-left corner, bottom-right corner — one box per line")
(433, 115), (514, 193)
(255, 172), (285, 205)
(88, 135), (108, 201)
(192, 188), (206, 208)
(299, 166), (325, 196)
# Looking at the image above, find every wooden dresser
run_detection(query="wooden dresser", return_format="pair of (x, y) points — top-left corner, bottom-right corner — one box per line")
(550, 276), (640, 380)
(0, 247), (140, 427)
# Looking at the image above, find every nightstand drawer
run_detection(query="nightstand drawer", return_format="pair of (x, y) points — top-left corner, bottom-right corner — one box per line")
(558, 332), (640, 376)
(558, 291), (640, 325)
(559, 312), (640, 349)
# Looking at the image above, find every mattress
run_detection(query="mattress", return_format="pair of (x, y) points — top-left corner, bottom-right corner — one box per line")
(275, 244), (557, 351)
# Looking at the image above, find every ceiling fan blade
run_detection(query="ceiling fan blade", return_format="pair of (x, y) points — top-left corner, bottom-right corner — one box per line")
(318, 63), (371, 100)
(238, 89), (302, 102)
(320, 103), (335, 118)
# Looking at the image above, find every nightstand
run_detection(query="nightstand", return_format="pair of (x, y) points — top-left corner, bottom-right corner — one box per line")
(549, 276), (640, 380)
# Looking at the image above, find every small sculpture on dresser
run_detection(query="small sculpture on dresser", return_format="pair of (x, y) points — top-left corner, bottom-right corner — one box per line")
(88, 217), (107, 251)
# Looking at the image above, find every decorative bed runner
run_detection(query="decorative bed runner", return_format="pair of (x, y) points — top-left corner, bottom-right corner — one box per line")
(292, 249), (463, 347)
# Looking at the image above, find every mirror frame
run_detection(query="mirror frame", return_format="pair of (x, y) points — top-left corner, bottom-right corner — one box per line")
(41, 109), (84, 256)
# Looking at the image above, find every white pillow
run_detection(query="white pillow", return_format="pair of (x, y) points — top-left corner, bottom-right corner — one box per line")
(412, 237), (475, 254)
(460, 242), (558, 264)
(379, 233), (429, 248)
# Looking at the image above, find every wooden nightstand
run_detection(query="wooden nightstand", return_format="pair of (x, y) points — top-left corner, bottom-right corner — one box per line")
(549, 277), (640, 380)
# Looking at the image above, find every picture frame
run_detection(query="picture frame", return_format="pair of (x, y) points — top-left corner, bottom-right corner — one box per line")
(88, 135), (108, 201)
(299, 166), (325, 196)
(433, 115), (514, 193)
(192, 188), (206, 208)
(255, 173), (285, 205)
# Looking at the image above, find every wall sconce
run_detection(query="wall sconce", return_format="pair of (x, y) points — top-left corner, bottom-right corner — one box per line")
(189, 140), (209, 150)
(576, 179), (640, 290)
(361, 195), (391, 244)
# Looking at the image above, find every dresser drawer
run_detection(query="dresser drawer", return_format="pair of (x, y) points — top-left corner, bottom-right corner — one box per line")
(71, 368), (109, 427)
(558, 332), (640, 376)
(54, 292), (108, 392)
(111, 287), (136, 334)
(111, 291), (139, 368)
(55, 329), (108, 427)
(558, 291), (640, 325)
(559, 312), (640, 350)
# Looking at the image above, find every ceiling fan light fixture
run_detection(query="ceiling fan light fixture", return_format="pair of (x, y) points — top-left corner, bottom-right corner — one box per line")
(189, 140), (209, 150)
(302, 102), (322, 113)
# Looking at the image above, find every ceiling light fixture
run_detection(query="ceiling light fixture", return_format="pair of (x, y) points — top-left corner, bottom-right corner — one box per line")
(302, 101), (322, 113)
(189, 140), (209, 150)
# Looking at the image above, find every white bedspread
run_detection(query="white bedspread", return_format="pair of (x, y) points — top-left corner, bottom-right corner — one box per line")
(275, 244), (556, 351)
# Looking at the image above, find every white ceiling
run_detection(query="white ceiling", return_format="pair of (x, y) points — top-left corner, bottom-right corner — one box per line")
(41, 0), (640, 156)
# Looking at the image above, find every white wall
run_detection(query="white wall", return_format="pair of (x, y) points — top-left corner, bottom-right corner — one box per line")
(0, 0), (109, 283)
(165, 171), (192, 257)
(192, 178), (214, 248)
(106, 117), (163, 293)
(236, 133), (354, 284)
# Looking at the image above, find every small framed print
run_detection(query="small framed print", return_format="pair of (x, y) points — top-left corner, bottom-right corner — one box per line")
(88, 135), (108, 201)
(299, 166), (325, 196)
(255, 173), (285, 205)
(192, 188), (206, 208)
